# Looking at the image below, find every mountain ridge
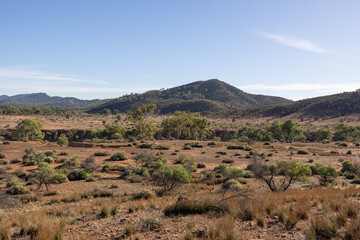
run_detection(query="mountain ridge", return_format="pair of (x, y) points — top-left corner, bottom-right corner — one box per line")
(0, 93), (108, 108)
(88, 79), (292, 114)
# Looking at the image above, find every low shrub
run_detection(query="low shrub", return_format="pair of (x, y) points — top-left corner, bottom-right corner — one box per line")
(197, 163), (206, 168)
(222, 159), (234, 164)
(94, 151), (109, 156)
(346, 173), (356, 179)
(216, 152), (227, 155)
(67, 169), (90, 181)
(139, 143), (153, 149)
(52, 172), (68, 184)
(183, 145), (192, 150)
(154, 145), (170, 150)
(297, 150), (309, 155)
(244, 146), (252, 151)
(102, 164), (126, 173)
(58, 151), (69, 156)
(186, 142), (204, 148)
(207, 141), (216, 146)
(110, 152), (127, 161)
(227, 145), (244, 150)
(222, 179), (243, 191)
(10, 158), (22, 164)
(43, 157), (54, 164)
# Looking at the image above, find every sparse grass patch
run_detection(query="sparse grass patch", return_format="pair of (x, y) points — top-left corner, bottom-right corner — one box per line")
(164, 200), (218, 216)
(98, 206), (109, 218)
(138, 217), (163, 231)
(305, 216), (337, 240)
(133, 190), (156, 200)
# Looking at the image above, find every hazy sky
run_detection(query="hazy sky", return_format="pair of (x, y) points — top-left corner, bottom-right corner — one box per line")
(1, 1), (360, 100)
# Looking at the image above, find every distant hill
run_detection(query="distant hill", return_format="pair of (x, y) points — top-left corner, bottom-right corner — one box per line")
(88, 79), (291, 114)
(0, 95), (9, 101)
(240, 89), (360, 118)
(0, 93), (108, 108)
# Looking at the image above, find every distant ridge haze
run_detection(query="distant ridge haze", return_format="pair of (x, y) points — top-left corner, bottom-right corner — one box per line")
(0, 93), (108, 108)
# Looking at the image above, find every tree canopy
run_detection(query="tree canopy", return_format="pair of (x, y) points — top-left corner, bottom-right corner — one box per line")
(14, 118), (44, 141)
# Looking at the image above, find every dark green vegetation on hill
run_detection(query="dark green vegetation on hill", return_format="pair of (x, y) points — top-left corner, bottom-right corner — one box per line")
(88, 79), (291, 114)
(0, 93), (108, 108)
(239, 90), (360, 118)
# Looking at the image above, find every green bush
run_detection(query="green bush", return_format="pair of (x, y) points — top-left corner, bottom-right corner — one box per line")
(94, 151), (109, 156)
(0, 152), (6, 159)
(44, 157), (54, 164)
(183, 145), (192, 150)
(67, 169), (90, 181)
(154, 165), (190, 191)
(222, 179), (243, 190)
(110, 152), (127, 161)
(52, 172), (68, 184)
(154, 145), (170, 150)
(297, 150), (309, 155)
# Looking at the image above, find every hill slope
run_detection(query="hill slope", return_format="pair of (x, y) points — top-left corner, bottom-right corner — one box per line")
(0, 93), (108, 108)
(88, 79), (291, 114)
(239, 89), (360, 118)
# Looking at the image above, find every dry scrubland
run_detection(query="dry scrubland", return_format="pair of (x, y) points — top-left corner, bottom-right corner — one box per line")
(0, 115), (360, 239)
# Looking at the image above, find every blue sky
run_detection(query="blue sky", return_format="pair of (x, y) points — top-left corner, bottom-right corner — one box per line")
(1, 1), (360, 100)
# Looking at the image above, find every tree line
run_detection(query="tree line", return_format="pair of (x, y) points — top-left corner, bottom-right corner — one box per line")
(233, 120), (360, 142)
(8, 104), (360, 143)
